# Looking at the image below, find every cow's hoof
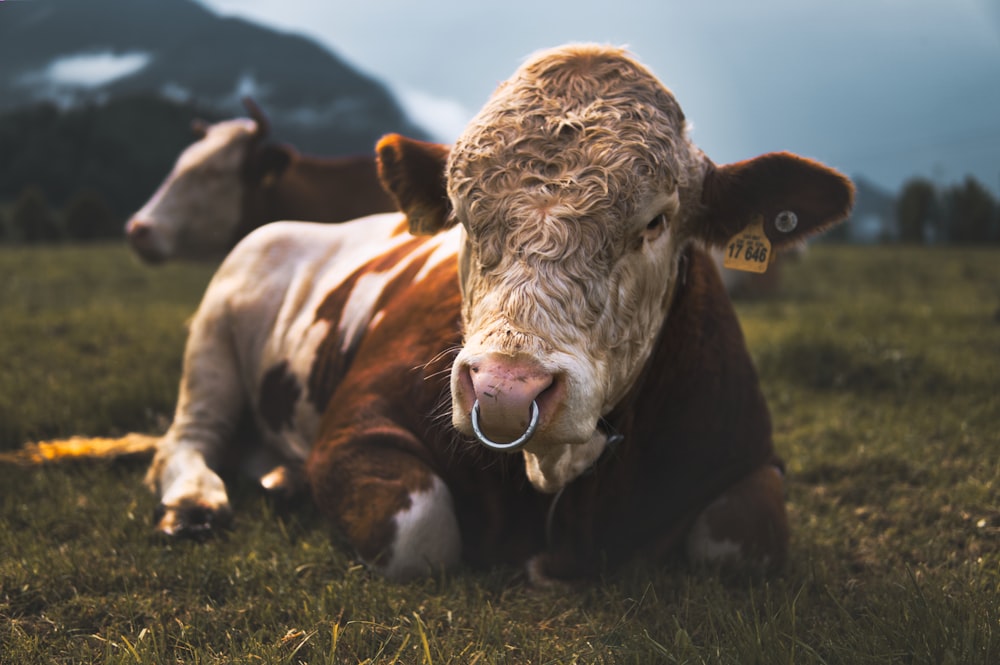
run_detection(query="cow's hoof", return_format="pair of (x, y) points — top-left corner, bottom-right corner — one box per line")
(524, 555), (588, 590)
(153, 501), (232, 540)
(259, 464), (307, 505)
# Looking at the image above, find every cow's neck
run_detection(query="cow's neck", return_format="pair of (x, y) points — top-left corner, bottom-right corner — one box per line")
(540, 246), (750, 573)
(240, 158), (328, 234)
(574, 242), (772, 512)
(234, 155), (394, 247)
(534, 247), (694, 501)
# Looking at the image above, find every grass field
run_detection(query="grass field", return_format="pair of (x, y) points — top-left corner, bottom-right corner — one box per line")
(1, 242), (998, 664)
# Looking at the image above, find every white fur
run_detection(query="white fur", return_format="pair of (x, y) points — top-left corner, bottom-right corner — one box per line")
(522, 429), (608, 494)
(414, 227), (463, 283)
(685, 496), (745, 566)
(127, 119), (256, 261)
(378, 477), (462, 581)
(150, 445), (230, 535)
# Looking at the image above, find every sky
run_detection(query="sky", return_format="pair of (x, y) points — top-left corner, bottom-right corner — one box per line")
(200, 0), (1000, 194)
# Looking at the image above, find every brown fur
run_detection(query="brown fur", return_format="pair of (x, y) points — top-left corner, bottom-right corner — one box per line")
(307, 236), (432, 411)
(696, 152), (855, 248)
(375, 135), (452, 235)
(235, 149), (396, 248)
(307, 259), (463, 563)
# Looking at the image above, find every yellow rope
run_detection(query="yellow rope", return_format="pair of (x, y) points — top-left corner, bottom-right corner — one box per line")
(0, 433), (159, 465)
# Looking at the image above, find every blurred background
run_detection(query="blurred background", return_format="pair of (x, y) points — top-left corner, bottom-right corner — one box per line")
(0, 0), (998, 245)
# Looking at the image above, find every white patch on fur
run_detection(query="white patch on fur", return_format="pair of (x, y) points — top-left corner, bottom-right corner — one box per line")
(414, 227), (462, 283)
(225, 214), (420, 455)
(339, 271), (397, 352)
(367, 310), (386, 331)
(379, 476), (462, 581)
(685, 497), (744, 566)
(337, 226), (456, 351)
(522, 429), (607, 493)
(345, 227), (461, 337)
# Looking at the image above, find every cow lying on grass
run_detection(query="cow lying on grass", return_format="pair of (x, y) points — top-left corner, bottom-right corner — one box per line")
(125, 97), (396, 263)
(28, 45), (853, 582)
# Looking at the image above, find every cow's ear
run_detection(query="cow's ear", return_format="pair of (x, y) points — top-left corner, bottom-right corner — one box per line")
(377, 134), (453, 235)
(245, 143), (294, 187)
(191, 119), (210, 138)
(693, 152), (854, 250)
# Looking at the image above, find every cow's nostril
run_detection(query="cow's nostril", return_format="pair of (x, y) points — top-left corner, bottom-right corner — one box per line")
(456, 363), (477, 416)
(532, 373), (562, 421)
(127, 220), (151, 240)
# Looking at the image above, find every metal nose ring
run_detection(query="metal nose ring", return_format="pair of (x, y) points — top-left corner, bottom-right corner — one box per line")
(470, 399), (540, 452)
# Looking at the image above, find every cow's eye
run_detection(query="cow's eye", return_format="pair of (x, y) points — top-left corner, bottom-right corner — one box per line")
(642, 213), (667, 243)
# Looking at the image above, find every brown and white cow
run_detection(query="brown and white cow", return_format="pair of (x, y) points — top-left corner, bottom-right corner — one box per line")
(125, 98), (396, 263)
(145, 45), (852, 582)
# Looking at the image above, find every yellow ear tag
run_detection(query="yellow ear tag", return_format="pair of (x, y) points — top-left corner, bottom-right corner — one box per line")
(723, 215), (772, 274)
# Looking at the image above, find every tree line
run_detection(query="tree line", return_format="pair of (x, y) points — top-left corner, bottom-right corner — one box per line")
(0, 185), (119, 243)
(896, 176), (1000, 244)
(1, 94), (998, 245)
(0, 95), (219, 244)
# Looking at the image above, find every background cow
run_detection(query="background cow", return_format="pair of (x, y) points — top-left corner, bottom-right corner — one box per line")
(124, 98), (396, 263)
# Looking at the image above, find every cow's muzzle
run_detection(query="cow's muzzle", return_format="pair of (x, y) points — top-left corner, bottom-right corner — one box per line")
(471, 399), (540, 452)
(125, 218), (168, 264)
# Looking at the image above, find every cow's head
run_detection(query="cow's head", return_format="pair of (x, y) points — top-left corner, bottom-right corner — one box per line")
(125, 97), (294, 263)
(378, 44), (853, 493)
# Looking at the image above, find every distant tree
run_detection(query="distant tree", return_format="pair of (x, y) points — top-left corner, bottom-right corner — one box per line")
(942, 177), (998, 244)
(11, 186), (63, 244)
(0, 96), (222, 219)
(0, 207), (10, 243)
(64, 189), (119, 241)
(896, 178), (937, 244)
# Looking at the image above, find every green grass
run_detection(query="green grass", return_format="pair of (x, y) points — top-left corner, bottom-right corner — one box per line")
(1, 243), (998, 664)
(0, 243), (214, 445)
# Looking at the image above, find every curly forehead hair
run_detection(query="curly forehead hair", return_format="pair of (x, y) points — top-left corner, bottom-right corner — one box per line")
(447, 44), (700, 235)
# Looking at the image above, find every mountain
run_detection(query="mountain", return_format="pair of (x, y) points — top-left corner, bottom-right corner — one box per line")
(0, 0), (428, 154)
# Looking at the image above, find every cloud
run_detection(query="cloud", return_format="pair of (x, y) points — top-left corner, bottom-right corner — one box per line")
(42, 51), (151, 88)
(13, 50), (151, 107)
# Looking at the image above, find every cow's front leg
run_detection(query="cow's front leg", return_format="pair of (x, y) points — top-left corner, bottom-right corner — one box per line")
(308, 426), (461, 580)
(144, 304), (246, 537)
(685, 464), (789, 570)
(147, 442), (231, 536)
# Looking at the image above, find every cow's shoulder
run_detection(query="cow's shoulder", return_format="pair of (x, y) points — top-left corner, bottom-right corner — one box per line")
(205, 215), (405, 310)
